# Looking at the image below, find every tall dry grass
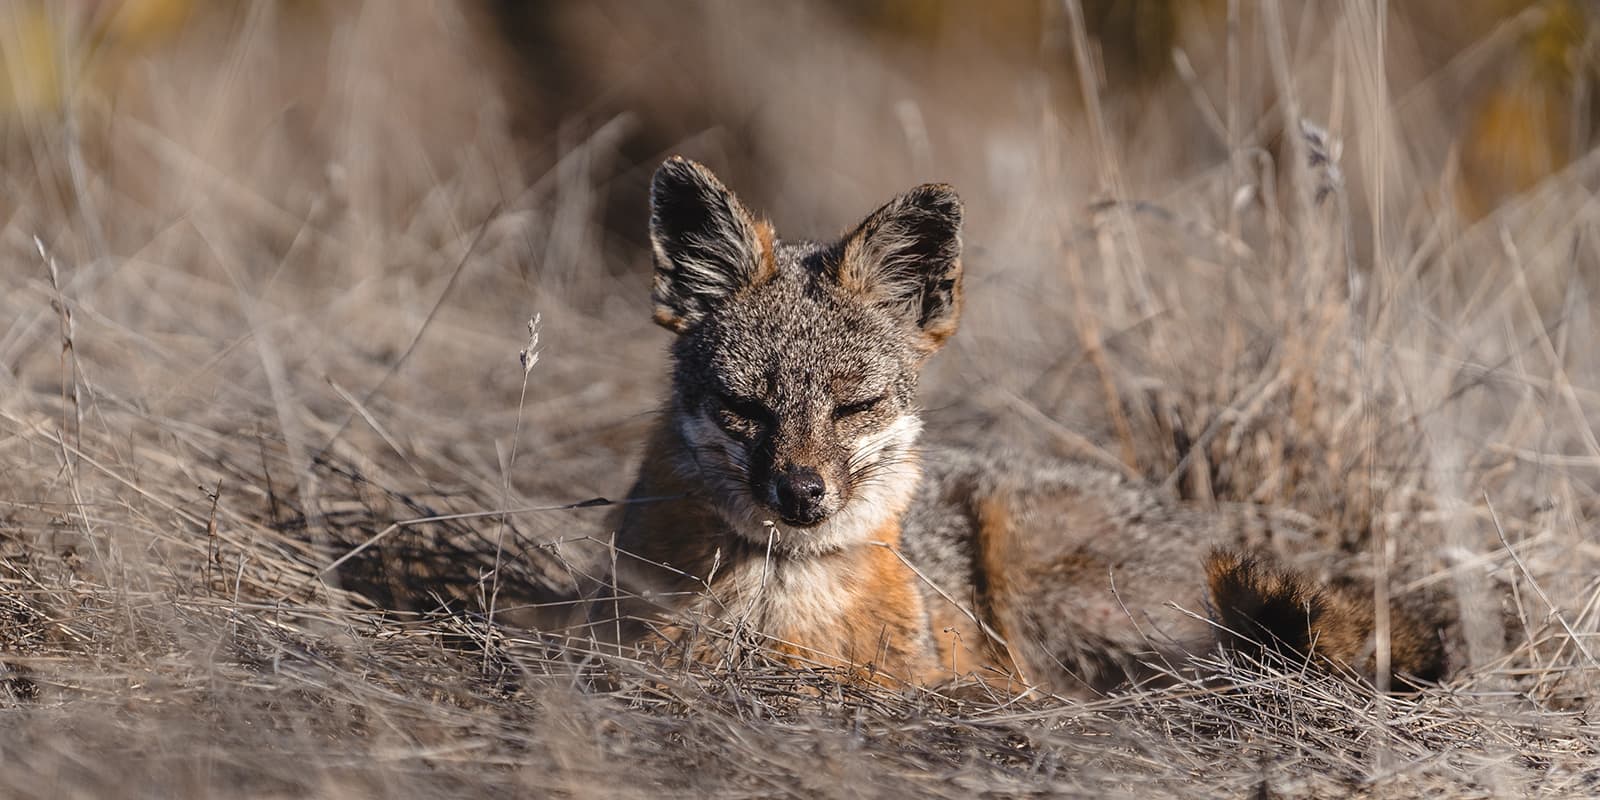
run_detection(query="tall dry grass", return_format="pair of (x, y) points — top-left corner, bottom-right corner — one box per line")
(2, 1), (1598, 796)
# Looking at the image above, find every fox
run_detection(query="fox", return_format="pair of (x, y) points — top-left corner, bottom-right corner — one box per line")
(586, 155), (1445, 695)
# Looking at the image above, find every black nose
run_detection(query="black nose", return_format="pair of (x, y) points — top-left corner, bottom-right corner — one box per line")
(773, 467), (828, 525)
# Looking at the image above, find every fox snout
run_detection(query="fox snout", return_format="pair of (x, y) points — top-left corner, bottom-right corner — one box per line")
(768, 465), (831, 526)
(752, 453), (846, 527)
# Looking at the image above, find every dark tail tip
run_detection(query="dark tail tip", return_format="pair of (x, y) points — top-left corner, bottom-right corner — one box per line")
(1204, 549), (1446, 690)
(1205, 549), (1325, 657)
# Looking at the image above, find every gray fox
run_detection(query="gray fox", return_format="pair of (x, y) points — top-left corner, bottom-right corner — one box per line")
(591, 156), (1444, 694)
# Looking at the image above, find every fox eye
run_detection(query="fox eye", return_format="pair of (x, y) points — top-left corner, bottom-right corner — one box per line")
(717, 393), (772, 426)
(832, 396), (885, 421)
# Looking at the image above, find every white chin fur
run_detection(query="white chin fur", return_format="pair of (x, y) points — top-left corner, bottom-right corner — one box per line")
(675, 412), (924, 557)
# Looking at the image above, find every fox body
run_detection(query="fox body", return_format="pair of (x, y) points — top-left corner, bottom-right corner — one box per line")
(598, 157), (1443, 693)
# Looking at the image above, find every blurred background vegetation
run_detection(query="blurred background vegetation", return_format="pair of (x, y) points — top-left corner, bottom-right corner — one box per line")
(1, 0), (1594, 249)
(4, 0), (1595, 224)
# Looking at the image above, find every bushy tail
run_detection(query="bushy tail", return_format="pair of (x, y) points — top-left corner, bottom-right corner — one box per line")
(1204, 550), (1445, 689)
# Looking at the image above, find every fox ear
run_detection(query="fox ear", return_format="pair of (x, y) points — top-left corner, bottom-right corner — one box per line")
(838, 184), (964, 353)
(649, 157), (776, 333)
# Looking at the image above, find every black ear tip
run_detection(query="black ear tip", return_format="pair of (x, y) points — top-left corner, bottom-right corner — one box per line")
(657, 154), (696, 175)
(651, 158), (688, 193)
(906, 183), (963, 224)
(653, 156), (716, 191)
(651, 158), (735, 223)
(913, 182), (960, 202)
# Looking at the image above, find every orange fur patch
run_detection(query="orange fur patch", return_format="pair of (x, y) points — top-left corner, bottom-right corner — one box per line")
(752, 218), (778, 279)
(969, 494), (1033, 686)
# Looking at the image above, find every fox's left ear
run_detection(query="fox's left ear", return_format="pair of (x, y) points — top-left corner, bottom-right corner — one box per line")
(649, 157), (776, 334)
(838, 184), (963, 354)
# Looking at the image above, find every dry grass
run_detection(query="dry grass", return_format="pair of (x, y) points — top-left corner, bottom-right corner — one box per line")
(3, 1), (1599, 797)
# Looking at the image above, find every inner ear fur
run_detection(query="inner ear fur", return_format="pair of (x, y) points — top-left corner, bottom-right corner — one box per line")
(838, 183), (964, 353)
(648, 156), (777, 333)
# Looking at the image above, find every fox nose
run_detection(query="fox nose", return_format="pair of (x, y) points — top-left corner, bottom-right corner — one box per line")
(773, 467), (829, 526)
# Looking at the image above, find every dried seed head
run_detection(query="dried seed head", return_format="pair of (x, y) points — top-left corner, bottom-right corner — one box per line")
(519, 314), (542, 376)
(1299, 118), (1344, 206)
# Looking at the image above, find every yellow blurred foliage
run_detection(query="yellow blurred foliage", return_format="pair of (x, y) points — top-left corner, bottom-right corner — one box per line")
(0, 4), (62, 114)
(0, 0), (196, 116)
(1459, 0), (1593, 217)
(1461, 74), (1566, 219)
(98, 0), (195, 45)
(1523, 0), (1588, 84)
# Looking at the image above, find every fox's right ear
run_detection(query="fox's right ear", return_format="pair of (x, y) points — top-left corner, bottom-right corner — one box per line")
(838, 183), (964, 355)
(649, 157), (776, 333)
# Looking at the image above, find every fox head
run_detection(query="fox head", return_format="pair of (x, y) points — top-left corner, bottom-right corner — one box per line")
(648, 156), (963, 556)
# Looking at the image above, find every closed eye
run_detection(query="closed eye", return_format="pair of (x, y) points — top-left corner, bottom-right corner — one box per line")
(719, 393), (773, 425)
(832, 396), (885, 420)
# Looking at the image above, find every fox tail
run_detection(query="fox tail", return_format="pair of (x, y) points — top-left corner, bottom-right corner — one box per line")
(1204, 549), (1444, 689)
